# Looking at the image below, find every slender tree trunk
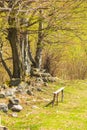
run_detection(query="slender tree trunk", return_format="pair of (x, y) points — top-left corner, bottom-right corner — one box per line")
(0, 41), (12, 78)
(35, 10), (43, 69)
(20, 17), (31, 77)
(23, 33), (31, 76)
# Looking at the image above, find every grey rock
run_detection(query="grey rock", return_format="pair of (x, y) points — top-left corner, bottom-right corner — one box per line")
(1, 84), (8, 89)
(0, 103), (8, 112)
(32, 105), (39, 109)
(0, 92), (6, 98)
(18, 82), (28, 89)
(48, 77), (58, 82)
(42, 77), (48, 82)
(37, 88), (43, 92)
(10, 78), (20, 86)
(5, 90), (14, 96)
(36, 78), (44, 83)
(32, 68), (40, 72)
(31, 71), (41, 77)
(27, 90), (33, 96)
(11, 105), (23, 112)
(31, 87), (35, 91)
(44, 82), (48, 86)
(11, 113), (18, 117)
(43, 76), (58, 82)
(15, 87), (23, 93)
(9, 97), (20, 105)
(41, 73), (51, 77)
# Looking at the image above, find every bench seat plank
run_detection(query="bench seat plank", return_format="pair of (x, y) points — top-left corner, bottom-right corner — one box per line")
(53, 87), (65, 94)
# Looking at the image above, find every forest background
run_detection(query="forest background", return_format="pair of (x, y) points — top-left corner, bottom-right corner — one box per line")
(0, 0), (87, 84)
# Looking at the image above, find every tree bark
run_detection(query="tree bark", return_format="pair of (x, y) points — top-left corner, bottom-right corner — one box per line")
(8, 28), (20, 78)
(35, 10), (43, 69)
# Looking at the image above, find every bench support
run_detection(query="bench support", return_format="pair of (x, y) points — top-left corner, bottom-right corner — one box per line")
(52, 87), (64, 107)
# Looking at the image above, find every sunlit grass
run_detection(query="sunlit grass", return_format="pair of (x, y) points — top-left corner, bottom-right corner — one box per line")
(0, 80), (87, 130)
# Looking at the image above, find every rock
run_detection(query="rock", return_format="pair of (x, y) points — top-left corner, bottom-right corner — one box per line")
(44, 82), (48, 86)
(41, 73), (51, 77)
(36, 78), (44, 83)
(32, 68), (40, 72)
(5, 90), (14, 97)
(35, 83), (42, 87)
(42, 77), (48, 82)
(37, 88), (43, 92)
(32, 105), (39, 109)
(43, 76), (58, 82)
(48, 77), (58, 82)
(10, 78), (20, 86)
(11, 113), (18, 117)
(16, 87), (23, 94)
(15, 82), (29, 94)
(31, 71), (41, 77)
(1, 84), (8, 89)
(0, 103), (8, 112)
(11, 105), (23, 112)
(0, 92), (6, 98)
(18, 82), (29, 89)
(8, 97), (20, 109)
(9, 97), (20, 105)
(31, 87), (35, 91)
(27, 90), (33, 96)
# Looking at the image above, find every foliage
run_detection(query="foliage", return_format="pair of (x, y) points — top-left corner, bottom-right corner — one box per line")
(0, 0), (87, 81)
(43, 43), (87, 79)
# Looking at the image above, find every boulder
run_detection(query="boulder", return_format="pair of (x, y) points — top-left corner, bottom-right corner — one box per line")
(44, 82), (48, 86)
(27, 90), (33, 96)
(18, 82), (29, 89)
(9, 78), (20, 86)
(1, 84), (8, 89)
(0, 92), (6, 98)
(32, 105), (39, 109)
(5, 90), (14, 97)
(48, 77), (58, 82)
(43, 76), (58, 82)
(36, 78), (44, 83)
(31, 71), (41, 77)
(41, 73), (51, 77)
(0, 103), (8, 112)
(11, 113), (18, 117)
(37, 88), (43, 92)
(9, 97), (20, 105)
(11, 105), (23, 112)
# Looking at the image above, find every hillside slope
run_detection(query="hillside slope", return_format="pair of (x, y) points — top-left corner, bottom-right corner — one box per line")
(0, 80), (87, 130)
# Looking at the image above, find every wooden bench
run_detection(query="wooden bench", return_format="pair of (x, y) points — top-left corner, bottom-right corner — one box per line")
(52, 87), (65, 107)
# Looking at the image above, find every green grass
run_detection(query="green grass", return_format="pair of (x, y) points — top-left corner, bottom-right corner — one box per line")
(0, 80), (87, 130)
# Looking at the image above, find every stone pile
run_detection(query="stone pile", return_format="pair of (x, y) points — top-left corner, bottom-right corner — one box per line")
(31, 68), (58, 83)
(0, 69), (59, 113)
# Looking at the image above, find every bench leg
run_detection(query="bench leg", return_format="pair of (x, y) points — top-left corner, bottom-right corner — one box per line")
(52, 94), (56, 107)
(61, 90), (64, 102)
(56, 93), (59, 105)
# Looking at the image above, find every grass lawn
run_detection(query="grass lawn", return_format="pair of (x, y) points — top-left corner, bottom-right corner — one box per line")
(0, 80), (87, 130)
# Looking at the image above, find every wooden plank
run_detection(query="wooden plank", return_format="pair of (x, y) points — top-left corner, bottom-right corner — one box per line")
(53, 87), (65, 94)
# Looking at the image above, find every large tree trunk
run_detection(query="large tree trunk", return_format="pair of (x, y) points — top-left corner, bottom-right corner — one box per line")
(7, 0), (20, 78)
(35, 10), (43, 69)
(8, 28), (20, 78)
